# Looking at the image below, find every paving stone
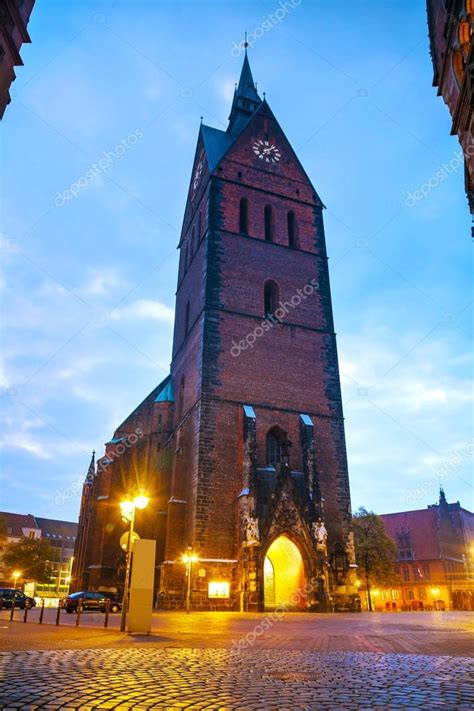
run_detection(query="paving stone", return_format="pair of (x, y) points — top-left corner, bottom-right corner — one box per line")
(0, 649), (473, 709)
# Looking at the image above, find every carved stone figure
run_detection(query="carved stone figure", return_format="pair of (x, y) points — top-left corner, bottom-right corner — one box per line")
(345, 531), (356, 565)
(312, 520), (328, 546)
(243, 516), (259, 545)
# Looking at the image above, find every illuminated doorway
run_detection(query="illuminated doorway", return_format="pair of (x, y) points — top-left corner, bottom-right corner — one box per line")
(263, 535), (305, 610)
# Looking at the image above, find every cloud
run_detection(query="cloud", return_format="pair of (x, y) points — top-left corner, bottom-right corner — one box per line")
(80, 267), (127, 297)
(110, 298), (174, 323)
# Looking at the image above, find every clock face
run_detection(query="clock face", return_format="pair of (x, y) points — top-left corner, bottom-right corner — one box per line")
(252, 140), (281, 163)
(192, 160), (203, 191)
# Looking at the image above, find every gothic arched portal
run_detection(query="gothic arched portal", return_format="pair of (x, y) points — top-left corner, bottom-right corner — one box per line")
(263, 535), (306, 610)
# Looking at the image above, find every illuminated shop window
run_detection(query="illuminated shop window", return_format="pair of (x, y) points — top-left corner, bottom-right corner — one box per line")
(208, 581), (230, 598)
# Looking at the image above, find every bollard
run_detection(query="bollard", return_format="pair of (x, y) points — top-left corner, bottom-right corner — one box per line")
(104, 598), (110, 628)
(76, 598), (83, 627)
(23, 604), (29, 623)
(39, 599), (45, 624)
(9, 599), (15, 622)
(55, 602), (61, 626)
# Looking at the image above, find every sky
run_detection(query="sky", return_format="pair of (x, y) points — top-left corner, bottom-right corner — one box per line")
(1, 0), (472, 524)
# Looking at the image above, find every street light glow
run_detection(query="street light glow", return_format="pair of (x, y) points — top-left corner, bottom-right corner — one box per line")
(182, 553), (198, 564)
(133, 495), (149, 510)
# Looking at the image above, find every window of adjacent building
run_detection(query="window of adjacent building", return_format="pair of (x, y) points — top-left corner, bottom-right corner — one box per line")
(264, 280), (279, 317)
(402, 567), (410, 582)
(452, 50), (465, 87)
(419, 587), (426, 600)
(423, 564), (430, 580)
(407, 589), (414, 600)
(239, 198), (249, 234)
(287, 210), (298, 248)
(264, 205), (273, 241)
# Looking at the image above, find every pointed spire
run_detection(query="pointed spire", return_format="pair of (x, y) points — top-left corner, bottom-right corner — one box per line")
(228, 49), (262, 136)
(85, 450), (96, 484)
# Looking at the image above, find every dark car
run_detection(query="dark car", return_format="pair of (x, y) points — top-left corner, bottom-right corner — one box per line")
(62, 591), (121, 614)
(0, 588), (36, 610)
(333, 594), (362, 613)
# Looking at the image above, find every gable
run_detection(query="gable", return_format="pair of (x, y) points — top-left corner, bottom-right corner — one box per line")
(214, 100), (323, 206)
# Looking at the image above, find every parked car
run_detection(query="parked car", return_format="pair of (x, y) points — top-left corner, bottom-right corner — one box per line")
(333, 594), (362, 612)
(61, 591), (122, 614)
(0, 588), (36, 610)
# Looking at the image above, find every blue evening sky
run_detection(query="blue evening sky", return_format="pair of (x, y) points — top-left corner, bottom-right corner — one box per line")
(1, 0), (472, 523)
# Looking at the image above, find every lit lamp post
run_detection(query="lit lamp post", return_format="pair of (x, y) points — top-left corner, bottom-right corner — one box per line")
(12, 570), (21, 590)
(119, 494), (149, 632)
(182, 548), (198, 614)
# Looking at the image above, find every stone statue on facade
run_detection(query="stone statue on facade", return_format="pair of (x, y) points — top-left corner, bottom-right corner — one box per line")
(312, 519), (328, 547)
(243, 515), (259, 545)
(345, 531), (356, 565)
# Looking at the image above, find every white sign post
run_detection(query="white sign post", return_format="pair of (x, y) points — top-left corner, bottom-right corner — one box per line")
(127, 539), (156, 634)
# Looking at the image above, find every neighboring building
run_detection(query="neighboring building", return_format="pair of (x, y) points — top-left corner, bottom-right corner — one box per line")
(0, 0), (36, 119)
(379, 491), (473, 611)
(0, 511), (77, 596)
(73, 51), (355, 612)
(427, 1), (474, 213)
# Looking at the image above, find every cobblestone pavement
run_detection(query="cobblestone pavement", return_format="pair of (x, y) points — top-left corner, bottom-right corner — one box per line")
(0, 648), (473, 710)
(1, 610), (473, 656)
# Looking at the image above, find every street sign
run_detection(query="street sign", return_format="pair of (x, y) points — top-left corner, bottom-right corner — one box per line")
(119, 531), (140, 551)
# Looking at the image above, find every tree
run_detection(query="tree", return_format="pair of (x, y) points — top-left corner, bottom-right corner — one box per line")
(2, 538), (53, 585)
(352, 507), (398, 611)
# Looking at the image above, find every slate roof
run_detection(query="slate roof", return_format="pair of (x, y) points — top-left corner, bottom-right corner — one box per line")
(0, 512), (38, 538)
(0, 512), (77, 541)
(35, 517), (77, 541)
(155, 374), (174, 403)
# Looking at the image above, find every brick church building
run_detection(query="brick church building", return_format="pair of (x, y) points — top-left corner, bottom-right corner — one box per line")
(72, 52), (356, 611)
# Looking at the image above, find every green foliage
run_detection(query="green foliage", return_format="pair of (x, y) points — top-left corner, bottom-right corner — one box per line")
(2, 537), (53, 584)
(352, 507), (398, 589)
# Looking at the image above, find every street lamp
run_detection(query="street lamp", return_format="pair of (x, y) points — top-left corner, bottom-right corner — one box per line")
(12, 570), (21, 590)
(120, 493), (149, 632)
(182, 548), (198, 614)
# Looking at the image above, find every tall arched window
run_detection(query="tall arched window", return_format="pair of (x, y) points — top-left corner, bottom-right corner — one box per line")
(264, 205), (274, 241)
(287, 211), (298, 248)
(264, 280), (279, 317)
(184, 301), (190, 335)
(239, 198), (249, 234)
(178, 375), (185, 416)
(266, 426), (286, 466)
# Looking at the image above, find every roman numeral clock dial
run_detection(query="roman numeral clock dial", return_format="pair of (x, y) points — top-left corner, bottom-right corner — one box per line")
(252, 139), (281, 163)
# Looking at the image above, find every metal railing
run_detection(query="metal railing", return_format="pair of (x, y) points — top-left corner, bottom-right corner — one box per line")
(0, 597), (114, 628)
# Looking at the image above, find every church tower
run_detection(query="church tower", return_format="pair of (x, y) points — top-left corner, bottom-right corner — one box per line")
(158, 51), (355, 610)
(72, 51), (355, 611)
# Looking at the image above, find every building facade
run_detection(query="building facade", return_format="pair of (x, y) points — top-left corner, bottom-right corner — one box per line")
(0, 511), (77, 596)
(73, 53), (355, 611)
(378, 491), (473, 611)
(0, 0), (36, 119)
(427, 0), (474, 213)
